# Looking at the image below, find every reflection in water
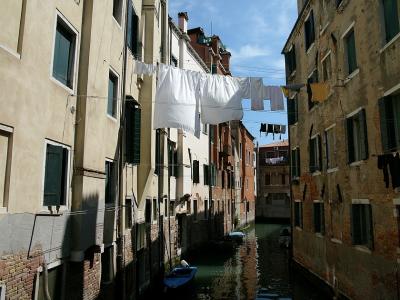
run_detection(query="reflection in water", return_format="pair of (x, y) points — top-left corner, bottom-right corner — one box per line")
(165, 223), (326, 300)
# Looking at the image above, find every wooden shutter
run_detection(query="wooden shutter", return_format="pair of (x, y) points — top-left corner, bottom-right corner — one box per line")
(309, 11), (315, 45)
(44, 144), (64, 206)
(346, 117), (355, 163)
(379, 97), (396, 152)
(358, 109), (369, 160)
(193, 160), (199, 183)
(366, 204), (374, 249)
(132, 12), (139, 57)
(351, 204), (362, 245)
(383, 0), (400, 42)
(125, 101), (141, 164)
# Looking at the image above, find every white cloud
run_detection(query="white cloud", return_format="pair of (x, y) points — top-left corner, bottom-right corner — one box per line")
(229, 45), (272, 62)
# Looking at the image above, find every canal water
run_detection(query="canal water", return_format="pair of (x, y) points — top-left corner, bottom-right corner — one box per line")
(175, 223), (327, 300)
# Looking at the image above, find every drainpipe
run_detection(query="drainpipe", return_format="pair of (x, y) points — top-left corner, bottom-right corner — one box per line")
(116, 0), (130, 298)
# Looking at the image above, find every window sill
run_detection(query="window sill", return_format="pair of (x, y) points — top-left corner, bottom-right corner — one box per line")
(295, 226), (303, 231)
(306, 43), (315, 55)
(0, 44), (21, 60)
(320, 22), (330, 36)
(288, 70), (296, 80)
(0, 207), (8, 214)
(312, 171), (321, 177)
(354, 245), (372, 254)
(331, 238), (342, 244)
(327, 167), (339, 173)
(344, 68), (360, 85)
(112, 17), (122, 29)
(50, 76), (75, 94)
(315, 233), (324, 238)
(349, 160), (365, 167)
(380, 32), (400, 54)
(107, 114), (118, 123)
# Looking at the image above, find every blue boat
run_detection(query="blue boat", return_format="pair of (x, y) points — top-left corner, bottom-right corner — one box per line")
(164, 266), (198, 290)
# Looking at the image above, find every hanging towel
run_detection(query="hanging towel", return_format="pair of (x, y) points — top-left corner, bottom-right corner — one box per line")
(264, 86), (284, 111)
(310, 83), (330, 102)
(133, 60), (157, 76)
(153, 64), (201, 133)
(266, 124), (274, 137)
(250, 77), (265, 111)
(260, 123), (267, 133)
(281, 86), (290, 98)
(199, 74), (245, 124)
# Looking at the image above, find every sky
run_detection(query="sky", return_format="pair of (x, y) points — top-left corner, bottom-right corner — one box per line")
(169, 0), (298, 146)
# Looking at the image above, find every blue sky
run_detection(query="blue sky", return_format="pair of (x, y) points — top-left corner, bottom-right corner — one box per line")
(169, 0), (298, 146)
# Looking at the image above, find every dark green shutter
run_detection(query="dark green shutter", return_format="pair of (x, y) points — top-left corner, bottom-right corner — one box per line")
(125, 102), (141, 164)
(318, 135), (322, 170)
(359, 109), (369, 160)
(383, 0), (400, 42)
(309, 139), (315, 173)
(193, 160), (199, 183)
(53, 24), (74, 87)
(288, 99), (295, 125)
(347, 31), (357, 74)
(346, 117), (355, 163)
(44, 144), (64, 206)
(321, 204), (325, 234)
(132, 13), (139, 56)
(127, 3), (133, 50)
(366, 204), (374, 249)
(203, 165), (209, 185)
(351, 204), (362, 245)
(379, 97), (396, 152)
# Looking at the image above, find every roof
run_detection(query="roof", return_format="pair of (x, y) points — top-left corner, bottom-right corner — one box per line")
(240, 122), (255, 141)
(260, 140), (289, 148)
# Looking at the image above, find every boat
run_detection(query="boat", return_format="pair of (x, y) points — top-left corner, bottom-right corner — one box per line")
(164, 260), (198, 290)
(278, 227), (291, 248)
(227, 231), (246, 242)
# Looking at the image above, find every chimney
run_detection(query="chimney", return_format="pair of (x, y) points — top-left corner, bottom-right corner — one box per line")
(178, 12), (189, 33)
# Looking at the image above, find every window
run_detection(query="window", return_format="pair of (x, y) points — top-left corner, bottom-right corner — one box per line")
(346, 109), (368, 163)
(152, 198), (157, 221)
(171, 55), (178, 67)
(193, 200), (198, 220)
(396, 205), (400, 246)
(246, 178), (249, 190)
(168, 141), (178, 177)
(309, 135), (322, 173)
(336, 0), (343, 8)
(294, 201), (303, 228)
(325, 126), (337, 169)
(101, 246), (115, 284)
(210, 164), (217, 187)
(44, 143), (69, 207)
(382, 0), (400, 42)
(288, 96), (299, 125)
(164, 198), (168, 218)
(203, 164), (209, 185)
(108, 71), (118, 117)
(136, 223), (146, 250)
(37, 264), (64, 299)
(351, 204), (374, 249)
(239, 143), (242, 159)
(307, 69), (318, 110)
(0, 0), (24, 54)
(53, 16), (77, 89)
(155, 130), (161, 175)
(125, 198), (133, 229)
(345, 29), (358, 75)
(246, 201), (250, 212)
(202, 123), (208, 135)
(379, 94), (400, 152)
(291, 147), (300, 179)
(127, 2), (139, 56)
(265, 174), (271, 186)
(125, 98), (141, 164)
(222, 171), (225, 188)
(193, 160), (200, 183)
(187, 200), (191, 214)
(169, 200), (175, 217)
(105, 161), (116, 205)
(204, 200), (208, 219)
(322, 52), (332, 82)
(113, 0), (123, 24)
(0, 129), (11, 210)
(281, 174), (286, 185)
(285, 45), (296, 75)
(313, 202), (325, 234)
(304, 11), (315, 51)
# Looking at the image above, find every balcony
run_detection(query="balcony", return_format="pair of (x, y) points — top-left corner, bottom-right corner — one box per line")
(264, 156), (288, 165)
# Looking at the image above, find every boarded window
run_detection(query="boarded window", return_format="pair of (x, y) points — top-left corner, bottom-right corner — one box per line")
(313, 202), (325, 234)
(383, 0), (400, 42)
(44, 144), (69, 206)
(304, 11), (315, 50)
(345, 30), (358, 74)
(346, 109), (368, 163)
(379, 94), (400, 153)
(53, 17), (76, 88)
(351, 204), (374, 249)
(125, 99), (141, 164)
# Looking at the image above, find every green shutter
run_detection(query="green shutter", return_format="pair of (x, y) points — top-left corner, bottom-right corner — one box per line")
(346, 117), (355, 163)
(108, 75), (115, 116)
(127, 3), (133, 50)
(351, 204), (362, 245)
(383, 0), (400, 42)
(193, 160), (199, 183)
(359, 109), (369, 160)
(309, 139), (315, 173)
(125, 102), (141, 164)
(53, 24), (74, 87)
(44, 144), (64, 206)
(288, 99), (295, 125)
(321, 204), (325, 235)
(347, 31), (357, 74)
(132, 13), (139, 56)
(318, 135), (322, 170)
(366, 204), (374, 249)
(379, 97), (396, 152)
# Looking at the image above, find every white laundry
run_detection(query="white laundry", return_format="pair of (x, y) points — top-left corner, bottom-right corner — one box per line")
(250, 77), (265, 111)
(264, 86), (284, 111)
(133, 60), (157, 76)
(153, 64), (201, 133)
(199, 74), (246, 124)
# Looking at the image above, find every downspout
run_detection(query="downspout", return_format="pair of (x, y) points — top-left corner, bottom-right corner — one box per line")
(117, 0), (130, 298)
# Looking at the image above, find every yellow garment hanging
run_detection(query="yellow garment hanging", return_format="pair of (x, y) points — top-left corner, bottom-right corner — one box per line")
(310, 83), (330, 102)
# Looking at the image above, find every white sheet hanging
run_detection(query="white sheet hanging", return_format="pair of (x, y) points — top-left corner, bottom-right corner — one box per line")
(153, 64), (201, 133)
(250, 77), (265, 111)
(264, 86), (284, 111)
(133, 60), (157, 76)
(199, 74), (246, 124)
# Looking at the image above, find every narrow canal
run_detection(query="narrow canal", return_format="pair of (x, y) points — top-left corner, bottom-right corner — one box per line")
(175, 223), (327, 300)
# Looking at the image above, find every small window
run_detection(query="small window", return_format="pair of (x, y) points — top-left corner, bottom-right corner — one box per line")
(379, 94), (400, 153)
(193, 160), (200, 183)
(291, 147), (301, 179)
(44, 143), (69, 207)
(309, 135), (322, 173)
(346, 109), (368, 163)
(265, 174), (271, 186)
(125, 99), (141, 164)
(382, 0), (400, 42)
(204, 200), (208, 219)
(152, 198), (157, 221)
(288, 96), (299, 125)
(105, 161), (116, 205)
(193, 200), (198, 220)
(53, 16), (77, 89)
(169, 200), (175, 217)
(108, 71), (118, 117)
(313, 202), (325, 234)
(127, 3), (139, 57)
(294, 201), (303, 228)
(285, 45), (296, 75)
(322, 52), (332, 82)
(125, 198), (133, 229)
(101, 246), (115, 284)
(304, 11), (315, 51)
(351, 204), (374, 249)
(345, 29), (358, 75)
(325, 126), (337, 169)
(112, 0), (123, 24)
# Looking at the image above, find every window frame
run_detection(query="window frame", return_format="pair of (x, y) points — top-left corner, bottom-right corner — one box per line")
(105, 159), (117, 206)
(0, 125), (13, 213)
(346, 108), (369, 164)
(351, 201), (374, 249)
(112, 0), (123, 26)
(309, 134), (322, 174)
(381, 0), (400, 44)
(50, 11), (79, 93)
(341, 23), (358, 76)
(127, 2), (139, 58)
(304, 10), (316, 52)
(294, 200), (303, 228)
(107, 68), (119, 119)
(41, 139), (71, 211)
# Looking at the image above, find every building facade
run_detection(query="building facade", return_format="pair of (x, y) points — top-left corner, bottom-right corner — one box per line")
(256, 141), (290, 222)
(283, 0), (400, 299)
